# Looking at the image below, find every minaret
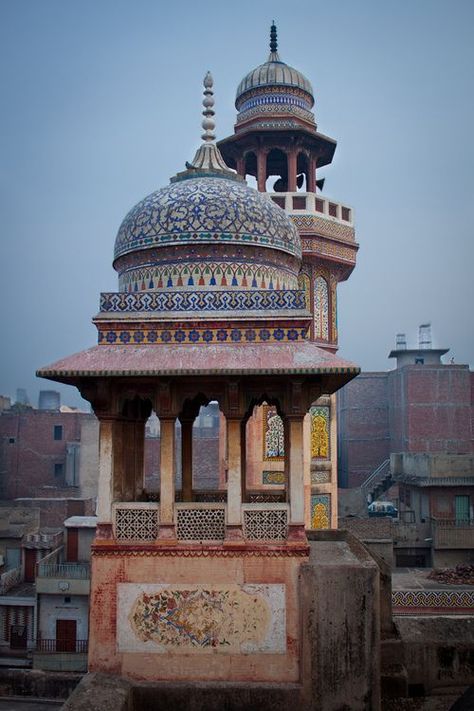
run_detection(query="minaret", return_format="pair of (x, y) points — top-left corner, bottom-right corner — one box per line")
(218, 23), (358, 352)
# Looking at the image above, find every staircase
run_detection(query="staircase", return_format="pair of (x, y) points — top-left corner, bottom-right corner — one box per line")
(362, 459), (392, 503)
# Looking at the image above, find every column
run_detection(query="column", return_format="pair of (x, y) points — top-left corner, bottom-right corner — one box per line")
(257, 150), (267, 192)
(226, 417), (243, 538)
(307, 155), (317, 193)
(159, 418), (176, 534)
(287, 149), (297, 192)
(181, 418), (193, 502)
(97, 419), (114, 525)
(287, 415), (306, 541)
(240, 418), (247, 504)
(236, 157), (245, 178)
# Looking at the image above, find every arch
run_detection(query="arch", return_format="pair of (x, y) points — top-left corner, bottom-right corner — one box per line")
(266, 148), (288, 192)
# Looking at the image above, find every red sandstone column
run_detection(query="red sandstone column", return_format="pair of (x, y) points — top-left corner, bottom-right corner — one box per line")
(287, 149), (297, 192)
(226, 417), (243, 538)
(286, 415), (306, 540)
(257, 150), (267, 192)
(236, 157), (245, 178)
(181, 418), (193, 502)
(307, 156), (316, 193)
(159, 418), (176, 536)
(96, 419), (114, 526)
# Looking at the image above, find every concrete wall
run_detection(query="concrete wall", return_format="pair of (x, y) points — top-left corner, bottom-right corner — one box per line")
(300, 531), (381, 710)
(396, 617), (474, 694)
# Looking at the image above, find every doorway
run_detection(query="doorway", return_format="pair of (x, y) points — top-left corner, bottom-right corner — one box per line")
(56, 619), (77, 652)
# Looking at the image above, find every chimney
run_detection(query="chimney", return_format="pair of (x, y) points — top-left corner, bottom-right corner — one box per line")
(396, 333), (407, 350)
(418, 323), (432, 350)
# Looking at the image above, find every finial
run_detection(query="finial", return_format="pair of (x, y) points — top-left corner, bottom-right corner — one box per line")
(201, 71), (215, 143)
(270, 21), (278, 53)
(180, 71), (240, 178)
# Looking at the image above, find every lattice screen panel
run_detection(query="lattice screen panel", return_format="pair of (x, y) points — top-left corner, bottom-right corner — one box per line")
(114, 506), (159, 541)
(176, 507), (225, 542)
(243, 509), (288, 541)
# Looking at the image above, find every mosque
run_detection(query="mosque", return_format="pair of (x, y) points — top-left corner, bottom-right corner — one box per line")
(38, 25), (377, 709)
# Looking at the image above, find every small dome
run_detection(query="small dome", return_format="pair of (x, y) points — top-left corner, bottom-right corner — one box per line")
(236, 60), (313, 107)
(114, 175), (301, 265)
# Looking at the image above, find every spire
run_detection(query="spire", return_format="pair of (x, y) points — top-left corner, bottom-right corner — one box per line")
(268, 21), (281, 62)
(182, 72), (238, 178)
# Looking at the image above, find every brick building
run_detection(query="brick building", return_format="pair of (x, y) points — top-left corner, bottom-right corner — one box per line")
(338, 328), (473, 489)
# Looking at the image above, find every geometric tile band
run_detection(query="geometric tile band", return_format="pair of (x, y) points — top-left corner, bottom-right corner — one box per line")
(100, 289), (306, 313)
(98, 326), (308, 346)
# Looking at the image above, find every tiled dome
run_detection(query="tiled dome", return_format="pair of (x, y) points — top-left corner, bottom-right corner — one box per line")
(113, 175), (301, 265)
(236, 61), (313, 107)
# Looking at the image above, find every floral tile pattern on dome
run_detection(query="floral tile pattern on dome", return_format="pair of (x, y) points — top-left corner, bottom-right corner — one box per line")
(97, 325), (308, 346)
(114, 177), (301, 261)
(117, 583), (286, 654)
(99, 290), (306, 313)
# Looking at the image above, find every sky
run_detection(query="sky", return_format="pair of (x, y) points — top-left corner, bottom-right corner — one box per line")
(1, 0), (473, 408)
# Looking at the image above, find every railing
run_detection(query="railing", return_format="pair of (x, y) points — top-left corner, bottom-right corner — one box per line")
(268, 192), (353, 224)
(361, 459), (391, 502)
(37, 562), (90, 579)
(113, 502), (160, 542)
(431, 518), (474, 549)
(24, 531), (63, 548)
(242, 504), (289, 541)
(175, 503), (226, 542)
(0, 566), (22, 595)
(112, 501), (291, 543)
(36, 639), (88, 653)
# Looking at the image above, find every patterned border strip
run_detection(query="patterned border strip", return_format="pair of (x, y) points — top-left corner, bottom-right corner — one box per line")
(99, 290), (306, 313)
(392, 590), (474, 615)
(97, 326), (308, 345)
(91, 546), (310, 558)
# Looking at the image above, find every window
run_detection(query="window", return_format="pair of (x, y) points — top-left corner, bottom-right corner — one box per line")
(54, 463), (64, 478)
(53, 425), (63, 441)
(415, 358), (424, 365)
(8, 437), (15, 444)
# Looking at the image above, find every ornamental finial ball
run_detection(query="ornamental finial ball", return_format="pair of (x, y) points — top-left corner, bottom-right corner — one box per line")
(270, 22), (278, 53)
(201, 71), (216, 143)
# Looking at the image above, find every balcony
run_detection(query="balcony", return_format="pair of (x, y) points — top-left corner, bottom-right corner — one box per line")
(0, 566), (22, 595)
(431, 519), (474, 549)
(35, 547), (90, 595)
(33, 639), (88, 672)
(269, 192), (354, 226)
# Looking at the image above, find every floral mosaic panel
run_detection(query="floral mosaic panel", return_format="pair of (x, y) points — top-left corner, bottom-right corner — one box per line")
(262, 470), (285, 485)
(297, 273), (311, 311)
(117, 583), (286, 654)
(310, 406), (330, 459)
(314, 276), (329, 340)
(310, 470), (330, 485)
(262, 405), (285, 461)
(310, 494), (331, 530)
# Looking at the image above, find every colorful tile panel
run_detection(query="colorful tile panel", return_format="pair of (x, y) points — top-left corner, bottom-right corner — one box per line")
(262, 405), (285, 461)
(262, 471), (285, 485)
(314, 276), (329, 340)
(310, 406), (330, 459)
(310, 494), (331, 530)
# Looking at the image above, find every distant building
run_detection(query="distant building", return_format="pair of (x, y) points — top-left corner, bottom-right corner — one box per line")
(338, 326), (473, 489)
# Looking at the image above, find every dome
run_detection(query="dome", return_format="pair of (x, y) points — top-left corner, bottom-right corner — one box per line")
(236, 61), (313, 107)
(113, 175), (301, 265)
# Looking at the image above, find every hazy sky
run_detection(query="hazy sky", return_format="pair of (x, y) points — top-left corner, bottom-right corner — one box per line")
(1, 0), (473, 408)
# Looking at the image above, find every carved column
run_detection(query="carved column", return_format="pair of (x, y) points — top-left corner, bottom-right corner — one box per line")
(226, 416), (243, 536)
(287, 415), (306, 538)
(257, 149), (267, 192)
(159, 417), (176, 536)
(287, 149), (297, 192)
(236, 157), (245, 178)
(181, 418), (193, 502)
(96, 418), (115, 527)
(307, 155), (317, 193)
